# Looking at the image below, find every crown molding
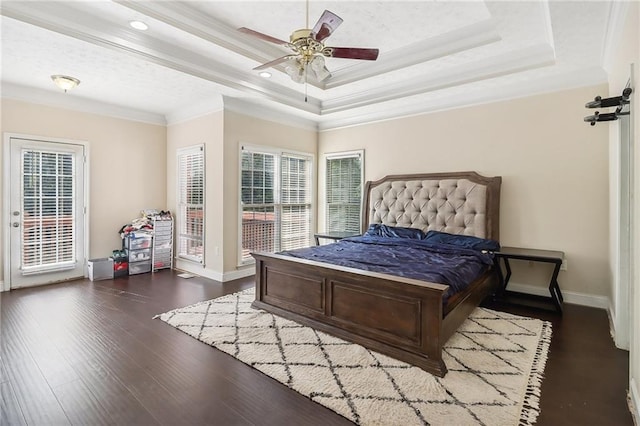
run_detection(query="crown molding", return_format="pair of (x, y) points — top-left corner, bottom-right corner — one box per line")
(114, 1), (288, 72)
(2, 64), (609, 135)
(223, 97), (318, 132)
(2, 0), (607, 129)
(165, 95), (225, 126)
(114, 0), (327, 91)
(541, 0), (556, 56)
(1, 82), (167, 125)
(601, 0), (631, 74)
(115, 1), (502, 93)
(318, 66), (608, 131)
(325, 18), (501, 89)
(321, 43), (556, 115)
(1, 1), (322, 114)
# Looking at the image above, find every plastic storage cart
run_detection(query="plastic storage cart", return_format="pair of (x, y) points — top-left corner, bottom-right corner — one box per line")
(152, 215), (173, 271)
(124, 231), (153, 275)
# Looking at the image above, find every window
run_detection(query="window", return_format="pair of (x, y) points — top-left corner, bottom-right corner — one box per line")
(240, 146), (312, 263)
(177, 145), (204, 263)
(325, 150), (363, 234)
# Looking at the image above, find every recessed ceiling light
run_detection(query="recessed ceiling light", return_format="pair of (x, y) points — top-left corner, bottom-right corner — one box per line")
(129, 20), (148, 31)
(259, 71), (272, 78)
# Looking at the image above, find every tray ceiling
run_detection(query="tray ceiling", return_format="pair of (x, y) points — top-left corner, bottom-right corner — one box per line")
(0, 1), (620, 130)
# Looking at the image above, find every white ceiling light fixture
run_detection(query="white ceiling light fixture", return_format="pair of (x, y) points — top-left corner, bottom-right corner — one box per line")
(50, 75), (80, 92)
(129, 20), (148, 31)
(259, 71), (272, 78)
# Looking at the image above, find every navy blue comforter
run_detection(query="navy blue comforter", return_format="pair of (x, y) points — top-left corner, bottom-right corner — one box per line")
(280, 235), (495, 301)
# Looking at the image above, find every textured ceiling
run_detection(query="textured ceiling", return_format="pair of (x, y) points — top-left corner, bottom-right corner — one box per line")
(0, 1), (619, 130)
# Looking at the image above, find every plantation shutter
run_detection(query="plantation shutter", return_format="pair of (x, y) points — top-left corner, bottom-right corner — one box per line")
(280, 153), (312, 251)
(177, 145), (205, 263)
(326, 151), (363, 234)
(240, 146), (312, 263)
(21, 150), (76, 272)
(241, 151), (277, 261)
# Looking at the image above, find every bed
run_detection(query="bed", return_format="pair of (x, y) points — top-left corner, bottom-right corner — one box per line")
(251, 171), (501, 377)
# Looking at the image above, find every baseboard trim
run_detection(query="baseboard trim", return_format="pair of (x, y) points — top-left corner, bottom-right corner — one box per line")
(608, 300), (618, 343)
(0, 280), (6, 292)
(173, 260), (254, 283)
(630, 378), (639, 424)
(507, 282), (610, 309)
(222, 267), (254, 282)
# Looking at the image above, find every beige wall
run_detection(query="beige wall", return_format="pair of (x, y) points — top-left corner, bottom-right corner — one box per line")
(166, 110), (225, 275)
(165, 109), (316, 280)
(319, 85), (610, 298)
(1, 99), (166, 281)
(223, 111), (317, 275)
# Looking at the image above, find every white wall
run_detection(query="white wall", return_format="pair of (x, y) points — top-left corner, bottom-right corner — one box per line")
(607, 0), (639, 348)
(319, 85), (610, 304)
(628, 2), (640, 421)
(603, 1), (639, 419)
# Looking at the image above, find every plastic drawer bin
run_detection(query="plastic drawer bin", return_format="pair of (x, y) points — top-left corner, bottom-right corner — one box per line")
(129, 260), (151, 275)
(154, 233), (172, 243)
(125, 248), (151, 262)
(88, 258), (114, 281)
(153, 260), (171, 270)
(125, 233), (152, 250)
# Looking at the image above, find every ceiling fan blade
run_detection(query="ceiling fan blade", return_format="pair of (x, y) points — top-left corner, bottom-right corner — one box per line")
(253, 55), (297, 71)
(238, 27), (290, 46)
(312, 10), (343, 42)
(327, 47), (379, 61)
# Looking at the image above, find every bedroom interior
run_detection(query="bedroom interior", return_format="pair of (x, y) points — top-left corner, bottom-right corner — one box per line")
(0, 1), (639, 425)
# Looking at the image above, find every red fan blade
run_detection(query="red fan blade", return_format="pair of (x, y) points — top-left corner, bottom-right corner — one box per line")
(238, 27), (290, 46)
(327, 47), (379, 60)
(253, 55), (297, 70)
(312, 10), (343, 42)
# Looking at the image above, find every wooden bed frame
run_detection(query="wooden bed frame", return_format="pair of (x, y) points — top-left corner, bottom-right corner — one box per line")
(252, 171), (501, 377)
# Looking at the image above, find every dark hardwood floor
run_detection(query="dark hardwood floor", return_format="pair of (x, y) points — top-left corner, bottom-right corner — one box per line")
(0, 270), (633, 425)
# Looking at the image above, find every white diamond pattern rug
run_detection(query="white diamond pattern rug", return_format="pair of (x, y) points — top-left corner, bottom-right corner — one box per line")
(155, 288), (551, 426)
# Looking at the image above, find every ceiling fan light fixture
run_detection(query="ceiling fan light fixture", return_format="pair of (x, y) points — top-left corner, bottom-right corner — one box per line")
(310, 55), (330, 81)
(239, 8), (378, 85)
(285, 59), (306, 84)
(51, 75), (80, 92)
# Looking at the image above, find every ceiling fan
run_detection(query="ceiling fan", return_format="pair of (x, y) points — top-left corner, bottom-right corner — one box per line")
(238, 7), (379, 84)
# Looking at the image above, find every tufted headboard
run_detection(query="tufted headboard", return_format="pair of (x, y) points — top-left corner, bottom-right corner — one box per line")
(362, 171), (501, 240)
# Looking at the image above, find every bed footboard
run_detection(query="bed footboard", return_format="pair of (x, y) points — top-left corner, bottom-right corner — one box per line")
(252, 251), (450, 377)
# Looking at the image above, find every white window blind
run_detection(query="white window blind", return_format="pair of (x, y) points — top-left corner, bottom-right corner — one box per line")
(240, 146), (312, 263)
(325, 151), (363, 234)
(21, 150), (75, 271)
(177, 145), (205, 263)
